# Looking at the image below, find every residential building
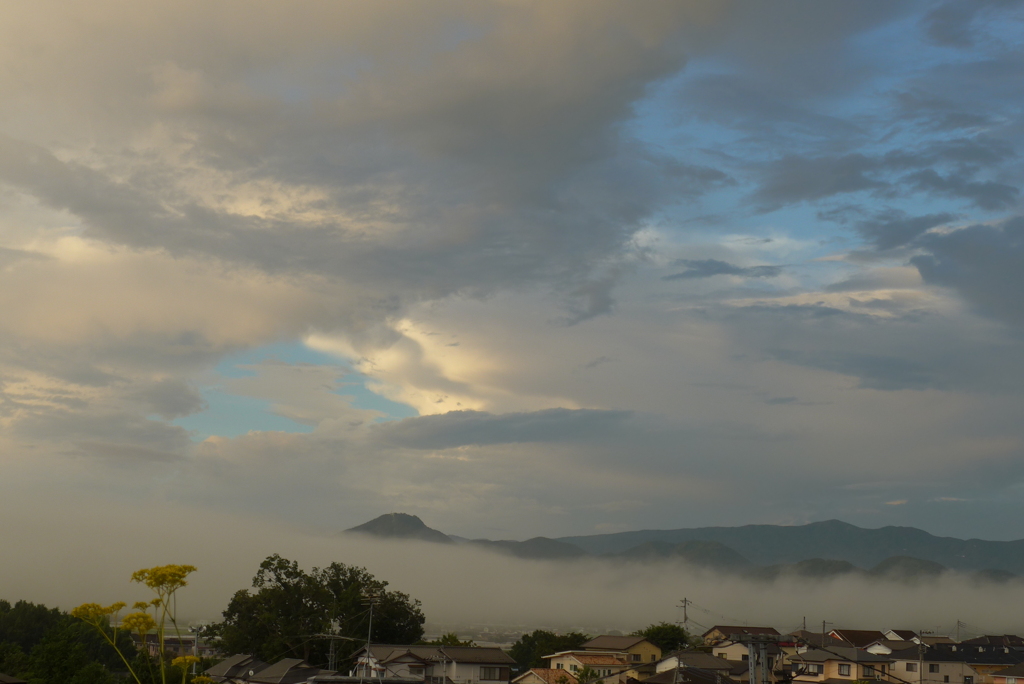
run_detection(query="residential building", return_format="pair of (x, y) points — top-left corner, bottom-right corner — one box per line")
(205, 655), (272, 683)
(703, 628), (780, 647)
(789, 647), (895, 684)
(886, 632), (919, 642)
(866, 641), (921, 657)
(657, 651), (736, 676)
(638, 668), (737, 684)
(353, 645), (517, 684)
(895, 648), (1024, 684)
(991, 663), (1024, 684)
(788, 632), (846, 652)
(583, 636), (662, 665)
(546, 651), (630, 684)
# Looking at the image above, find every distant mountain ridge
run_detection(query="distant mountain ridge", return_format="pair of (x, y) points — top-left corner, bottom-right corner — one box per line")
(345, 514), (1024, 577)
(556, 519), (1024, 573)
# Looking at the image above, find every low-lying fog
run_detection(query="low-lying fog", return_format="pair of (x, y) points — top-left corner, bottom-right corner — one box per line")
(6, 501), (1021, 635)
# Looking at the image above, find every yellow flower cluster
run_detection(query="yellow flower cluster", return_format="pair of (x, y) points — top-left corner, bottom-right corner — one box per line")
(70, 602), (126, 625)
(121, 611), (157, 635)
(131, 564), (198, 591)
(172, 655), (201, 669)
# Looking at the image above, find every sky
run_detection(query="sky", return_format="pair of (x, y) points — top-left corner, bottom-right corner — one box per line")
(3, 0), (1024, 579)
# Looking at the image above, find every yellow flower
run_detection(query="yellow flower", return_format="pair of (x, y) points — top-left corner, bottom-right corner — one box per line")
(192, 677), (215, 684)
(172, 655), (201, 670)
(131, 564), (198, 591)
(132, 601), (150, 611)
(71, 602), (126, 625)
(121, 612), (157, 635)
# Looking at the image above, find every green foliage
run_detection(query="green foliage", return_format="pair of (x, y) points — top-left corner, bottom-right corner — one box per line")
(574, 666), (602, 684)
(0, 601), (131, 684)
(508, 629), (589, 672)
(215, 554), (425, 666)
(631, 622), (694, 652)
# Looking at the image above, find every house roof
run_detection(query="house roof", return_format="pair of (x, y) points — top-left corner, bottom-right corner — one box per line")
(249, 659), (334, 684)
(962, 636), (1024, 648)
(868, 640), (920, 653)
(791, 647), (892, 664)
(362, 645), (515, 665)
(205, 654), (271, 681)
(830, 630), (886, 648)
(920, 637), (957, 646)
(789, 631), (845, 649)
(640, 669), (736, 684)
(704, 627), (780, 638)
(993, 664), (1024, 678)
(665, 651), (734, 671)
(513, 669), (579, 684)
(573, 654), (629, 666)
(585, 636), (651, 651)
(887, 631), (918, 641)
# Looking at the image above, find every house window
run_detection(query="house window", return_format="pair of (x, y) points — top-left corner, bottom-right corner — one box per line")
(862, 666), (875, 678)
(651, 655), (657, 662)
(481, 668), (510, 681)
(944, 678), (948, 683)
(410, 667), (425, 677)
(930, 665), (940, 673)
(964, 677), (974, 684)
(742, 656), (749, 662)
(907, 664), (918, 673)
(1008, 678), (1016, 684)
(571, 665), (579, 673)
(632, 655), (642, 662)
(839, 664), (851, 677)
(556, 664), (563, 670)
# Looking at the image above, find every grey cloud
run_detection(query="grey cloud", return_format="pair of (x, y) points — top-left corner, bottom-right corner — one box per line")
(754, 154), (884, 206)
(856, 210), (955, 250)
(768, 348), (935, 391)
(128, 378), (206, 419)
(663, 259), (782, 280)
(921, 0), (1023, 48)
(912, 217), (1024, 324)
(907, 169), (1018, 210)
(372, 408), (633, 450)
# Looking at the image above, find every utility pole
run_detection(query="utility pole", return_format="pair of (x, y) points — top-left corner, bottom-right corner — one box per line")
(821, 622), (833, 649)
(678, 598), (691, 637)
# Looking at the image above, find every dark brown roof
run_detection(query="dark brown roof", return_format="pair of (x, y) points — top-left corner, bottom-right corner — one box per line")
(830, 630), (886, 648)
(791, 648), (892, 664)
(249, 659), (334, 684)
(362, 645), (515, 665)
(205, 654), (271, 681)
(704, 627), (780, 638)
(440, 647), (516, 664)
(584, 636), (650, 651)
(668, 652), (734, 671)
(640, 669), (736, 684)
(993, 664), (1024, 678)
(888, 630), (918, 641)
(962, 636), (1024, 648)
(788, 631), (845, 649)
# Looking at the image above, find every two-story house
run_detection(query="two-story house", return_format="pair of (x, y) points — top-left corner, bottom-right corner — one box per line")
(789, 647), (895, 684)
(352, 645), (517, 684)
(703, 628), (780, 648)
(583, 636), (662, 666)
(545, 651), (630, 684)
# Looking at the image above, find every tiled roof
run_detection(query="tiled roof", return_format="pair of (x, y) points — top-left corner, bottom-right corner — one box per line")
(994, 663), (1024, 678)
(791, 647), (892, 664)
(514, 669), (579, 684)
(705, 627), (780, 638)
(574, 655), (629, 666)
(585, 636), (650, 651)
(830, 630), (886, 648)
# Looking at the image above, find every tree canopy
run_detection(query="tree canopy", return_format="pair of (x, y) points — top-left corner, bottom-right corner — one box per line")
(508, 629), (589, 672)
(631, 622), (695, 652)
(214, 554), (425, 666)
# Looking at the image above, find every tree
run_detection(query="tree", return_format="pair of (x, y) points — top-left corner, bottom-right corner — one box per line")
(215, 554), (425, 666)
(508, 630), (589, 672)
(631, 623), (694, 652)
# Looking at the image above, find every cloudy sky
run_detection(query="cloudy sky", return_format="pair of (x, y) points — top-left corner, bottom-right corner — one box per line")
(3, 0), (1024, 550)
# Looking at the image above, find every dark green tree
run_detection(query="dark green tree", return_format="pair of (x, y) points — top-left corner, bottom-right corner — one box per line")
(215, 554), (425, 666)
(631, 623), (694, 652)
(508, 630), (589, 672)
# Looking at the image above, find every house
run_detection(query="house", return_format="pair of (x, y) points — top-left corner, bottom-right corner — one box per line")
(788, 647), (895, 684)
(584, 636), (663, 665)
(896, 648), (1024, 684)
(703, 628), (780, 647)
(249, 659), (334, 684)
(991, 663), (1024, 684)
(546, 651), (630, 684)
(960, 637), (1024, 650)
(353, 645), (517, 684)
(886, 631), (919, 642)
(829, 630), (887, 649)
(657, 651), (735, 676)
(513, 668), (578, 684)
(131, 632), (219, 659)
(789, 632), (846, 651)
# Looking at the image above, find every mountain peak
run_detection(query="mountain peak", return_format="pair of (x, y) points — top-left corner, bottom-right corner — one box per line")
(345, 512), (453, 544)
